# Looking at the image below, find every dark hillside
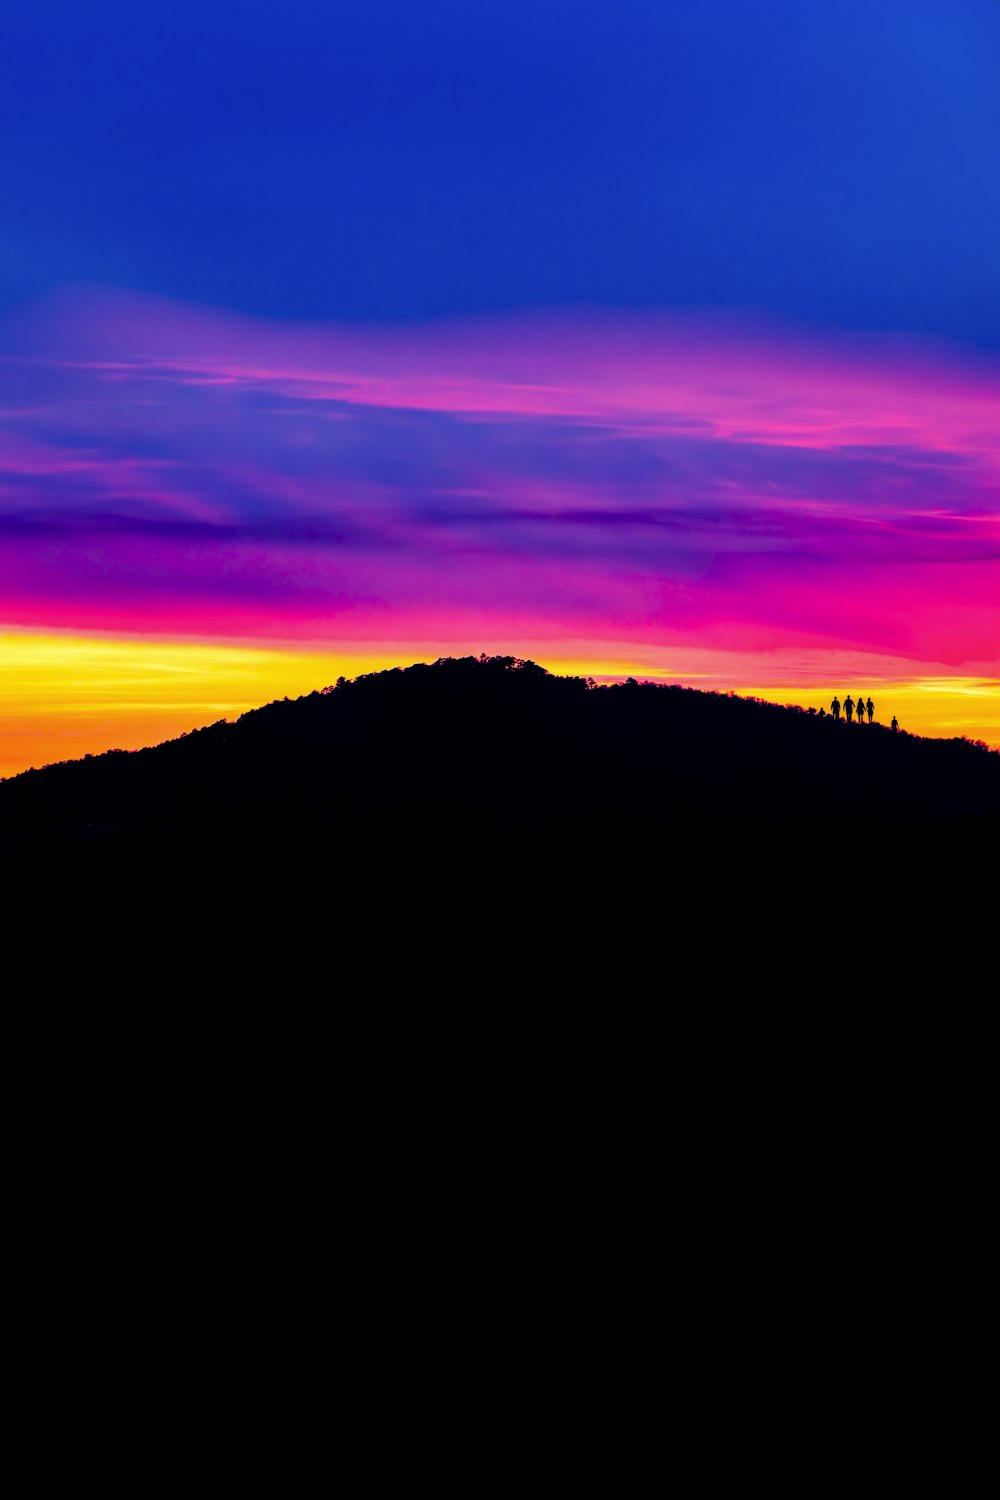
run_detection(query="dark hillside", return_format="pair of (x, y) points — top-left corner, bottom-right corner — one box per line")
(2, 655), (998, 857)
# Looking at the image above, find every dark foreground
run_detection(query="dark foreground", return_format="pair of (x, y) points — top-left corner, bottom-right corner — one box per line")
(2, 657), (996, 997)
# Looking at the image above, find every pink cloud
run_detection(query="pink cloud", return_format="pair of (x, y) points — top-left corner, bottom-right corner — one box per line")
(1, 288), (996, 683)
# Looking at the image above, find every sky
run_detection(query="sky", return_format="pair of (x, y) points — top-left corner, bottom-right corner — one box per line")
(1, 0), (998, 772)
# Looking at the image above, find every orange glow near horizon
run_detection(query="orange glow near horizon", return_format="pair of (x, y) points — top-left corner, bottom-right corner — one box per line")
(711, 679), (1000, 746)
(2, 630), (997, 779)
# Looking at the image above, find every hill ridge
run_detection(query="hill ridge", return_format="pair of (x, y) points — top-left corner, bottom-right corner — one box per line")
(1, 654), (998, 850)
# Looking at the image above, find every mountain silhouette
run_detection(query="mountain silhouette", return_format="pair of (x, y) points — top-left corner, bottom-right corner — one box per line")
(2, 656), (998, 859)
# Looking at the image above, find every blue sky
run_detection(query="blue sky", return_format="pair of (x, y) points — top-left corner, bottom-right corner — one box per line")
(2, 0), (997, 342)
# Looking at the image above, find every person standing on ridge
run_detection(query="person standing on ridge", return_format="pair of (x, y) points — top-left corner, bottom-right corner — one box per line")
(845, 694), (854, 723)
(867, 696), (875, 723)
(831, 695), (841, 720)
(891, 715), (899, 732)
(855, 691), (866, 722)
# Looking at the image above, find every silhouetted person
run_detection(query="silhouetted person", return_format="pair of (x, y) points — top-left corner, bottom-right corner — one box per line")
(831, 695), (841, 720)
(844, 695), (854, 722)
(819, 706), (826, 718)
(866, 697), (874, 723)
(891, 715), (899, 732)
(855, 691), (865, 722)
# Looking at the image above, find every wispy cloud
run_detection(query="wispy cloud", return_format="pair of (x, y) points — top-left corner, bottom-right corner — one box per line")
(1, 291), (997, 674)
